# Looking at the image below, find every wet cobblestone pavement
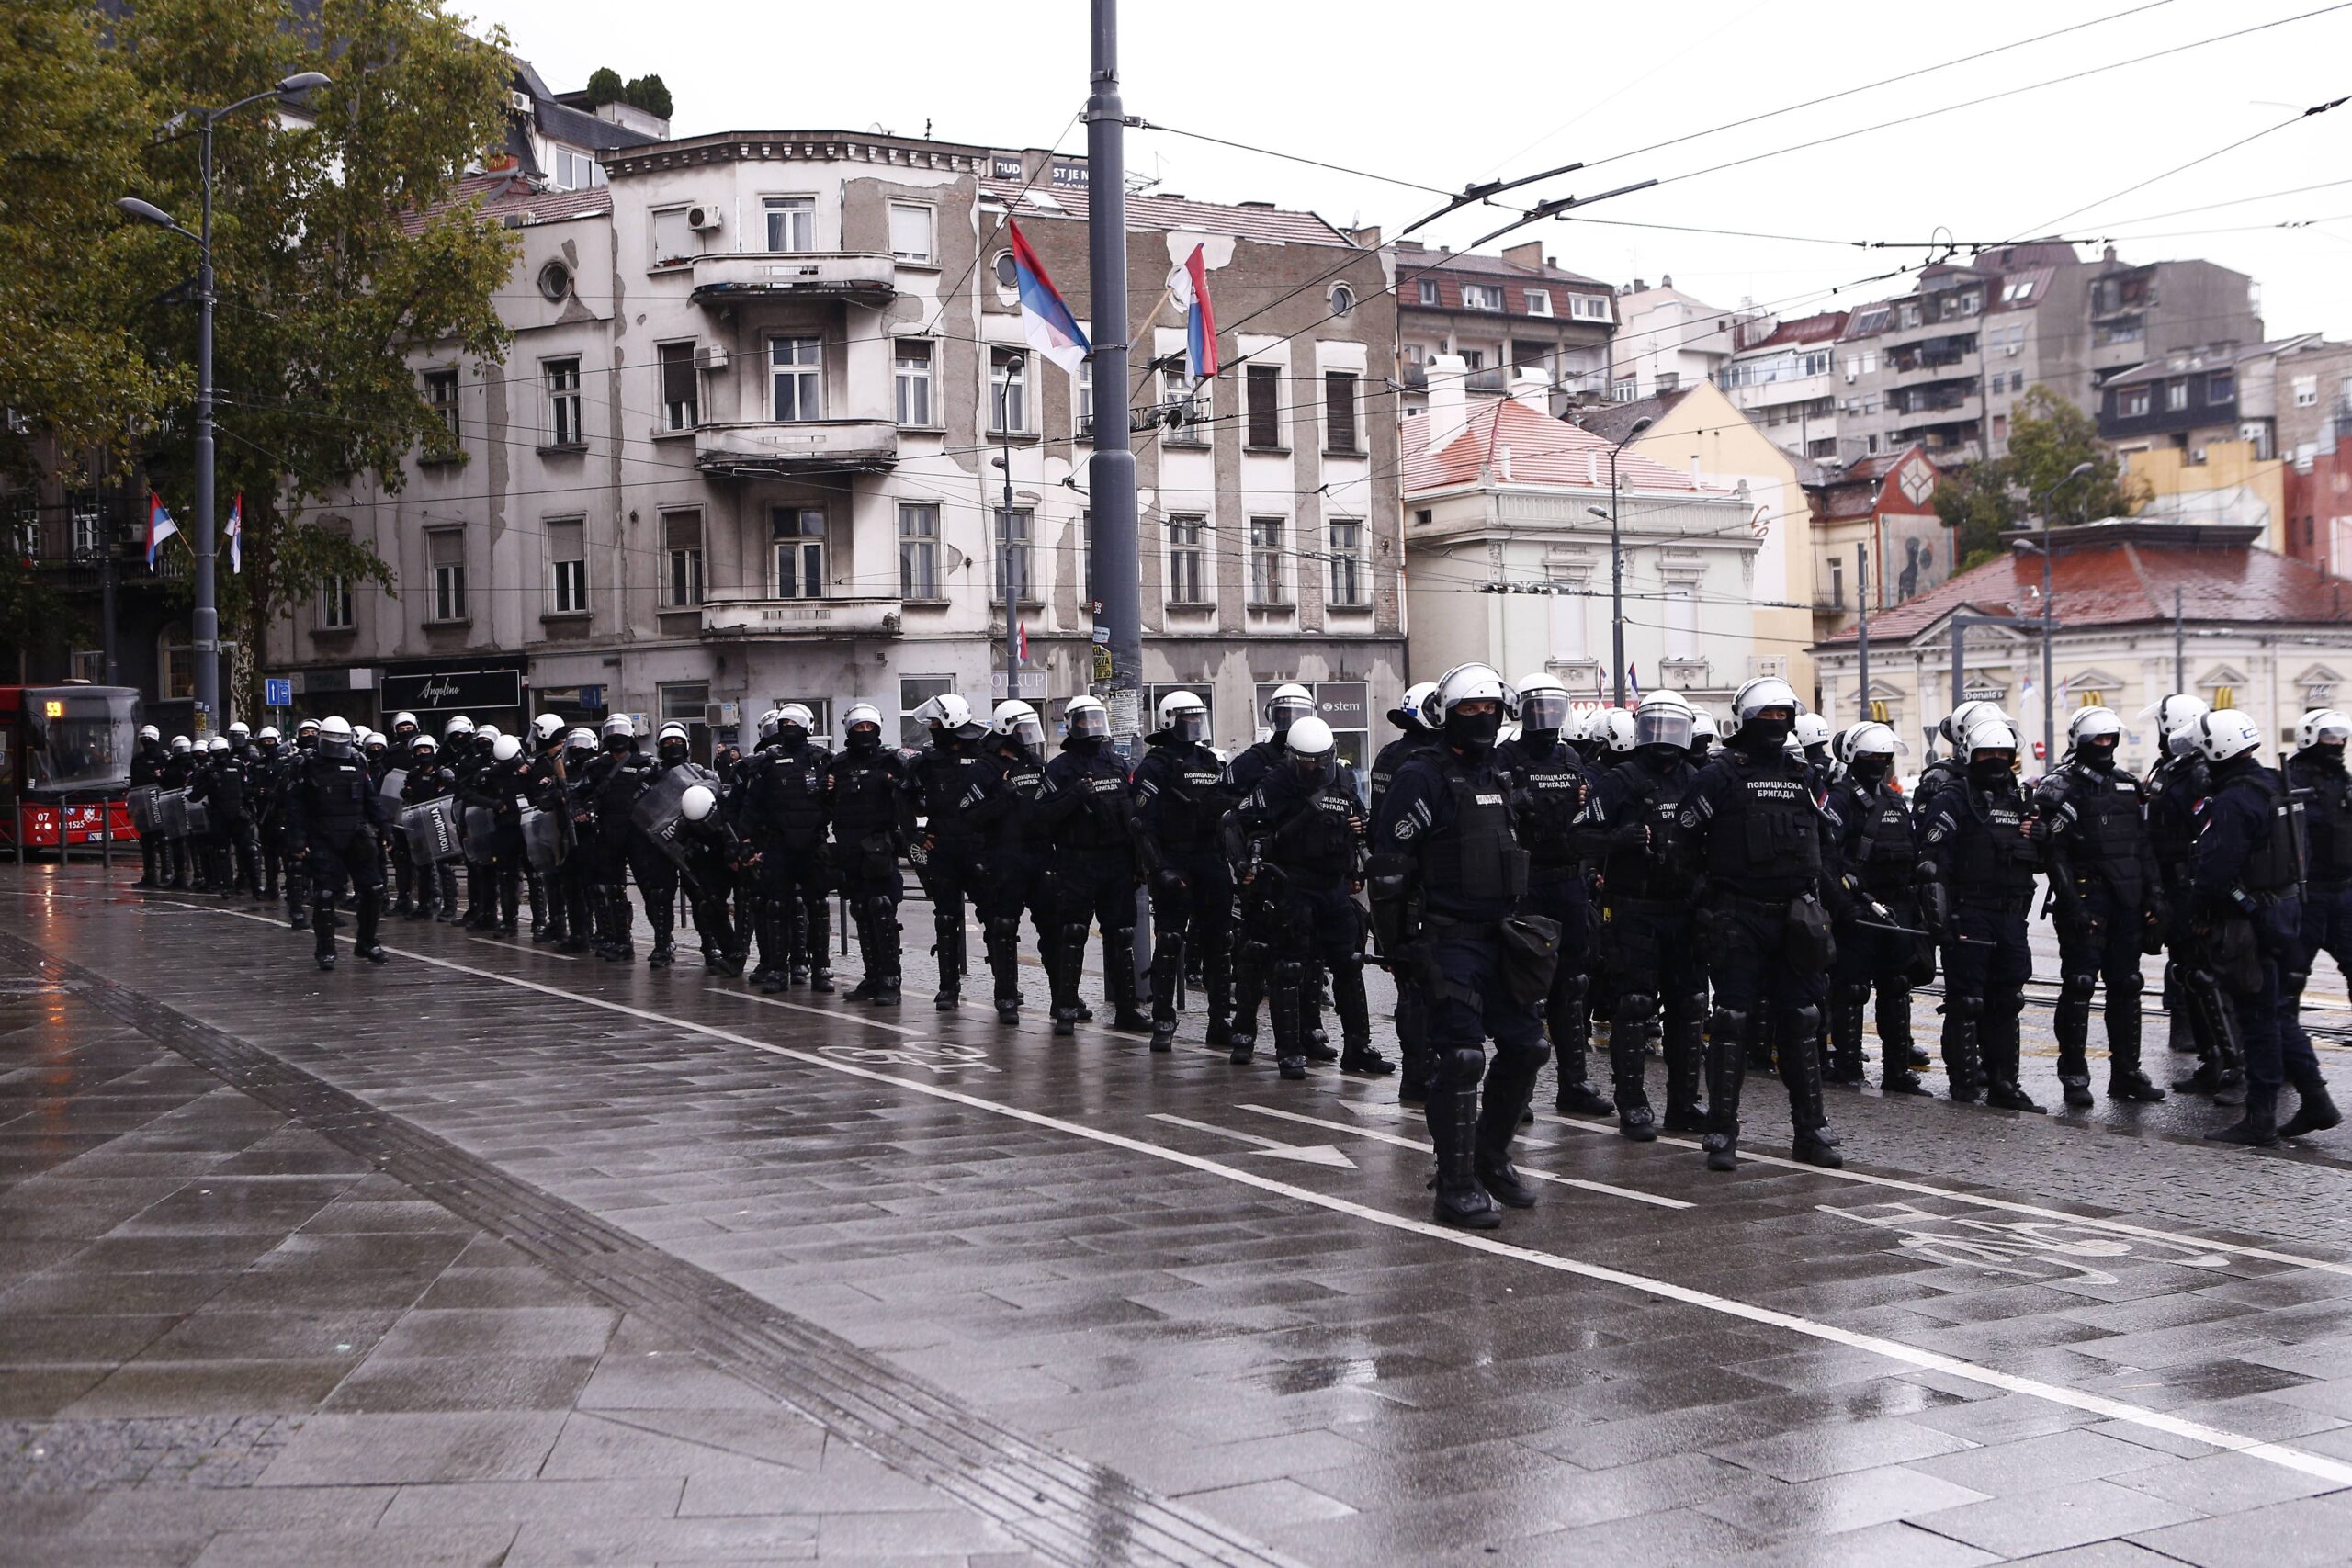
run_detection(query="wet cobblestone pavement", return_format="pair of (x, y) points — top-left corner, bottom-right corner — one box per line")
(9, 864), (2352, 1564)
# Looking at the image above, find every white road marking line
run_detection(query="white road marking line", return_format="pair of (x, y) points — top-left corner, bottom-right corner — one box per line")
(1245, 1103), (1692, 1210)
(102, 903), (2352, 1488)
(1148, 1113), (1357, 1168)
(469, 938), (579, 962)
(1528, 1110), (2352, 1279)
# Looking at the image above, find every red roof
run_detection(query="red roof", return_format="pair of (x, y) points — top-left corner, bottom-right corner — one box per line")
(1822, 531), (2352, 645)
(1402, 400), (1708, 495)
(401, 172), (611, 235)
(981, 180), (1350, 246)
(1738, 310), (1849, 352)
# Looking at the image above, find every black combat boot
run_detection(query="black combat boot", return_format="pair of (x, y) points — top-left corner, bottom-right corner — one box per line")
(1148, 924), (1182, 1053)
(1877, 992), (1929, 1096)
(1826, 985), (1868, 1087)
(1271, 962), (1308, 1081)
(1702, 1009), (1749, 1171)
(1331, 964), (1390, 1074)
(2280, 1063), (2342, 1139)
(1429, 1069), (1499, 1231)
(1475, 1043), (1545, 1207)
(1662, 1003), (1707, 1132)
(934, 912), (963, 1012)
(1982, 1003), (2044, 1112)
(354, 891), (388, 964)
(2207, 1086), (2280, 1147)
(2105, 981), (2165, 1102)
(1049, 922), (1086, 1037)
(1783, 1007), (1845, 1168)
(1107, 929), (1152, 1032)
(1610, 996), (1657, 1141)
(312, 895), (337, 970)
(2054, 976), (2095, 1109)
(647, 902), (675, 969)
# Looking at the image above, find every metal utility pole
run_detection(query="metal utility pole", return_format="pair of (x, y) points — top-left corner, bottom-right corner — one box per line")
(1086, 0), (1140, 750)
(119, 71), (329, 735)
(992, 368), (1023, 708)
(1855, 541), (1870, 717)
(2174, 587), (2186, 693)
(2032, 461), (2096, 770)
(1599, 415), (1653, 707)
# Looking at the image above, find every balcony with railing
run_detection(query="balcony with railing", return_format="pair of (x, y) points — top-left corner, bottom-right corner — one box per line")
(688, 253), (898, 309)
(699, 594), (904, 639)
(1886, 335), (1979, 378)
(694, 420), (899, 476)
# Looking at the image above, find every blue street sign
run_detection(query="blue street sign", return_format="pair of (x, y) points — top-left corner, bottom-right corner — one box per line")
(264, 677), (292, 707)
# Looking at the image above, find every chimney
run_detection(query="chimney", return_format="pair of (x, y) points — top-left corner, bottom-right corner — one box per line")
(1347, 224), (1382, 247)
(1508, 367), (1553, 412)
(1660, 274), (1673, 288)
(1424, 354), (1471, 452)
(2104, 245), (2118, 264)
(1499, 446), (1514, 481)
(1503, 240), (1545, 270)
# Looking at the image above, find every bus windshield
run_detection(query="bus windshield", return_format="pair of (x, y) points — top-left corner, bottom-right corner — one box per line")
(24, 688), (136, 794)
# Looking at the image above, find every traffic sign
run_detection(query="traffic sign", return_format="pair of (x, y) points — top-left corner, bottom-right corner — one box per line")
(264, 677), (293, 708)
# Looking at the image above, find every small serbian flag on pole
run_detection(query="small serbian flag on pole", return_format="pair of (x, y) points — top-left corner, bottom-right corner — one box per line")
(1006, 220), (1091, 376)
(225, 493), (243, 574)
(1627, 663), (1641, 705)
(145, 492), (178, 568)
(1167, 243), (1219, 382)
(1015, 619), (1027, 663)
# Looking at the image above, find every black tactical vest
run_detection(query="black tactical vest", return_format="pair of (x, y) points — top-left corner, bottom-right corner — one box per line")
(742, 744), (830, 847)
(2290, 752), (2352, 880)
(828, 750), (903, 837)
(1142, 743), (1224, 852)
(1499, 738), (1589, 871)
(1600, 757), (1695, 902)
(1948, 785), (2040, 899)
(1055, 755), (1134, 852)
(1701, 752), (1823, 888)
(914, 747), (986, 839)
(2048, 763), (2149, 903)
(300, 752), (372, 840)
(2233, 767), (2305, 893)
(2145, 754), (2211, 867)
(1272, 784), (1359, 880)
(1833, 777), (1915, 886)
(1419, 764), (1531, 908)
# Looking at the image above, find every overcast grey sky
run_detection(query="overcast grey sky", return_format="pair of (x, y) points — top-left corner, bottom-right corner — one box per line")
(476, 0), (2352, 340)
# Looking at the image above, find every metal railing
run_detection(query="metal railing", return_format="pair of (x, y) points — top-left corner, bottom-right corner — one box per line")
(11, 794), (126, 870)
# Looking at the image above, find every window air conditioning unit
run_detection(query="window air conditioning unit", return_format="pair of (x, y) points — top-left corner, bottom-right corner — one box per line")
(703, 701), (741, 729)
(508, 89), (534, 116)
(2005, 343), (2020, 356)
(1844, 367), (1858, 383)
(692, 344), (729, 372)
(686, 205), (724, 232)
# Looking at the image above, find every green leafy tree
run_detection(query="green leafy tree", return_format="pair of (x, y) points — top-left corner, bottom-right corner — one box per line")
(115, 0), (518, 715)
(582, 65), (624, 106)
(1933, 387), (2143, 569)
(623, 73), (672, 120)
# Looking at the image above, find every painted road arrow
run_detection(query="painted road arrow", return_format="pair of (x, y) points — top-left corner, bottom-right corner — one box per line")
(1147, 1113), (1358, 1168)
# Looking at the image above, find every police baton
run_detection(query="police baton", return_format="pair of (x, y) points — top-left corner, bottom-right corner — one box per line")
(1854, 918), (1993, 948)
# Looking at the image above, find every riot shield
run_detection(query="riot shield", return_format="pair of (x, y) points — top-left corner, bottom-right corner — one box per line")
(377, 768), (409, 824)
(181, 794), (212, 839)
(127, 785), (160, 835)
(520, 805), (569, 873)
(404, 796), (461, 868)
(155, 787), (190, 839)
(629, 763), (718, 868)
(461, 805), (498, 864)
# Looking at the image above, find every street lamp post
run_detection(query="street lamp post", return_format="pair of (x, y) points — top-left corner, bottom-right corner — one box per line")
(2031, 459), (2097, 769)
(118, 71), (329, 734)
(1589, 415), (1654, 708)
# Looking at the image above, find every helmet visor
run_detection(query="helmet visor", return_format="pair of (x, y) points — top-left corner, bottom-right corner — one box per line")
(1267, 696), (1314, 732)
(1170, 712), (1206, 746)
(1635, 709), (1693, 750)
(1520, 693), (1570, 734)
(1067, 705), (1108, 741)
(2317, 717), (2352, 746)
(1011, 716), (1046, 750)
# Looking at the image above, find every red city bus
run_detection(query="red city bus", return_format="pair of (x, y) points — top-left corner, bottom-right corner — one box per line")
(0, 684), (142, 852)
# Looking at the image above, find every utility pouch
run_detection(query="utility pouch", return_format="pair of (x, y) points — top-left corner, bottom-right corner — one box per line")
(1497, 911), (1563, 1007)
(2211, 914), (2264, 995)
(1783, 892), (1836, 972)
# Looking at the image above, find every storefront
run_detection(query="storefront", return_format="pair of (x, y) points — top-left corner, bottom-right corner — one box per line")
(1253, 679), (1372, 792)
(377, 656), (527, 737)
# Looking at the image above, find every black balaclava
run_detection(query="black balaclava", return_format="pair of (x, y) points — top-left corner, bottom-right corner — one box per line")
(776, 719), (808, 750)
(604, 733), (631, 756)
(1740, 711), (1794, 756)
(659, 734), (689, 765)
(2306, 740), (2348, 775)
(2080, 735), (2120, 774)
(1849, 751), (1894, 784)
(1804, 742), (1830, 769)
(1969, 752), (2016, 788)
(1444, 705), (1502, 761)
(1067, 731), (1103, 758)
(847, 724), (881, 756)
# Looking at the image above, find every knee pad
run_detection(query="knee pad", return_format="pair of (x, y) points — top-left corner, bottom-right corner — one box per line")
(1833, 981), (1871, 1008)
(1437, 1046), (1487, 1091)
(865, 896), (899, 926)
(1792, 1004), (1822, 1036)
(2061, 970), (2099, 1006)
(2110, 971), (2143, 999)
(1949, 994), (1984, 1023)
(1708, 1006), (1748, 1041)
(1616, 991), (1659, 1024)
(1997, 991), (2028, 1020)
(1557, 973), (1589, 1011)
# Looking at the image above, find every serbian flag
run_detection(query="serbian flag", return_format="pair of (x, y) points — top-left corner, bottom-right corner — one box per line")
(1006, 220), (1091, 376)
(1627, 663), (1641, 705)
(1167, 243), (1219, 381)
(1015, 619), (1028, 662)
(225, 493), (243, 574)
(145, 492), (178, 568)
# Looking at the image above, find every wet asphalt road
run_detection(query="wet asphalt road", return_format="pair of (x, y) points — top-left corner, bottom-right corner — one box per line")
(7, 863), (2352, 1565)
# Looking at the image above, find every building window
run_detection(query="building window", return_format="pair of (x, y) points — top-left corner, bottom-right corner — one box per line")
(990, 348), (1029, 434)
(552, 146), (605, 191)
(69, 491), (104, 560)
(2210, 371), (2235, 404)
(546, 357), (582, 446)
(2166, 380), (2188, 412)
(547, 519), (588, 615)
(1548, 580), (1587, 661)
(1249, 517), (1287, 605)
(159, 628), (194, 700)
(320, 574), (354, 630)
(650, 206), (694, 267)
(1161, 368), (1209, 444)
(1076, 358), (1094, 437)
(1461, 282), (1503, 311)
(662, 510), (704, 608)
(424, 369), (460, 442)
(899, 502), (940, 600)
(1992, 413), (2008, 442)
(2123, 388), (2151, 417)
(1418, 278), (1441, 305)
(1246, 365), (1283, 448)
(763, 196), (816, 253)
(658, 342), (698, 431)
(1167, 515), (1206, 604)
(1463, 350), (1486, 372)
(888, 202), (933, 264)
(894, 340), (933, 426)
(773, 507), (826, 598)
(68, 649), (103, 682)
(769, 337), (821, 422)
(1325, 371), (1360, 453)
(2296, 377), (2320, 409)
(1328, 520), (1367, 608)
(428, 529), (467, 622)
(1524, 289), (1552, 316)
(1329, 283), (1355, 317)
(990, 507), (1032, 603)
(2002, 278), (2035, 301)
(1665, 586), (1697, 658)
(1570, 294), (1611, 322)
(899, 676), (953, 747)
(657, 682), (711, 757)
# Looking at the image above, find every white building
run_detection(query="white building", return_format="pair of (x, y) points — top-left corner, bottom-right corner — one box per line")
(1610, 278), (1735, 403)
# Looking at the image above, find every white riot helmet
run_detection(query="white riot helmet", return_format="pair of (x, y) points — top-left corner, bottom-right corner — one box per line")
(492, 734), (522, 762)
(2297, 709), (2352, 751)
(1733, 676), (1802, 728)
(390, 711), (418, 733)
(532, 713), (566, 743)
(444, 715), (475, 739)
(1594, 709), (1639, 753)
(1430, 663), (1518, 721)
(2195, 708), (2263, 763)
(1634, 689), (1695, 750)
(656, 722), (690, 756)
(2067, 705), (2123, 747)
(317, 716), (356, 757)
(2167, 724), (2202, 760)
(914, 693), (986, 740)
(1391, 680), (1440, 734)
(1690, 708), (1719, 747)
(361, 730), (387, 750)
(1286, 715), (1337, 777)
(1563, 707), (1595, 745)
(256, 726), (280, 742)
(1063, 695), (1110, 745)
(775, 703), (814, 737)
(1960, 716), (2019, 765)
(169, 734), (193, 753)
(1793, 713), (1833, 752)
(842, 702), (886, 750)
(227, 720), (250, 739)
(295, 718), (321, 739)
(411, 734), (438, 756)
(566, 727), (596, 751)
(1154, 690), (1207, 746)
(681, 784), (718, 822)
(477, 725), (501, 744)
(1263, 682), (1316, 740)
(600, 714), (637, 746)
(206, 734), (229, 753)
(139, 723), (161, 742)
(993, 699), (1046, 752)
(1844, 721), (1903, 773)
(1514, 672), (1571, 739)
(2139, 694), (2209, 739)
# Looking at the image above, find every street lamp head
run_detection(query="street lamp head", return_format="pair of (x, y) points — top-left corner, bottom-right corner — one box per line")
(116, 197), (180, 230)
(1587, 507), (1611, 522)
(2066, 459), (2097, 481)
(1628, 416), (1654, 437)
(277, 71), (332, 94)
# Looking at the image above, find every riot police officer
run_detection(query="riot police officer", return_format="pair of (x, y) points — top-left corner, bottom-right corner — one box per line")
(518, 714), (571, 940)
(908, 694), (992, 1010)
(1915, 699), (2007, 810)
(1369, 664), (1552, 1230)
(632, 721), (708, 971)
(2144, 694), (2239, 1099)
(251, 727), (287, 905)
(463, 733), (530, 935)
(1134, 692), (1233, 1053)
(1498, 673), (1610, 1119)
(2192, 708), (2339, 1145)
(1675, 677), (1844, 1171)
(553, 728), (600, 950)
(1794, 713), (1836, 797)
(1917, 716), (2044, 1111)
(1369, 682), (1439, 820)
(400, 735), (460, 921)
(827, 703), (916, 1006)
(1369, 682), (1442, 1098)
(1822, 722), (1929, 1095)
(2034, 706), (2167, 1107)
(728, 706), (832, 991)
(675, 784), (751, 976)
(194, 734), (261, 900)
(1686, 707), (1718, 769)
(1037, 696), (1149, 1037)
(157, 735), (198, 890)
(963, 702), (1047, 1022)
(2285, 710), (2352, 1063)
(577, 715), (650, 960)
(282, 716), (389, 970)
(132, 724), (166, 887)
(1221, 684), (1320, 1058)
(1581, 691), (1708, 1134)
(1236, 716), (1385, 1079)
